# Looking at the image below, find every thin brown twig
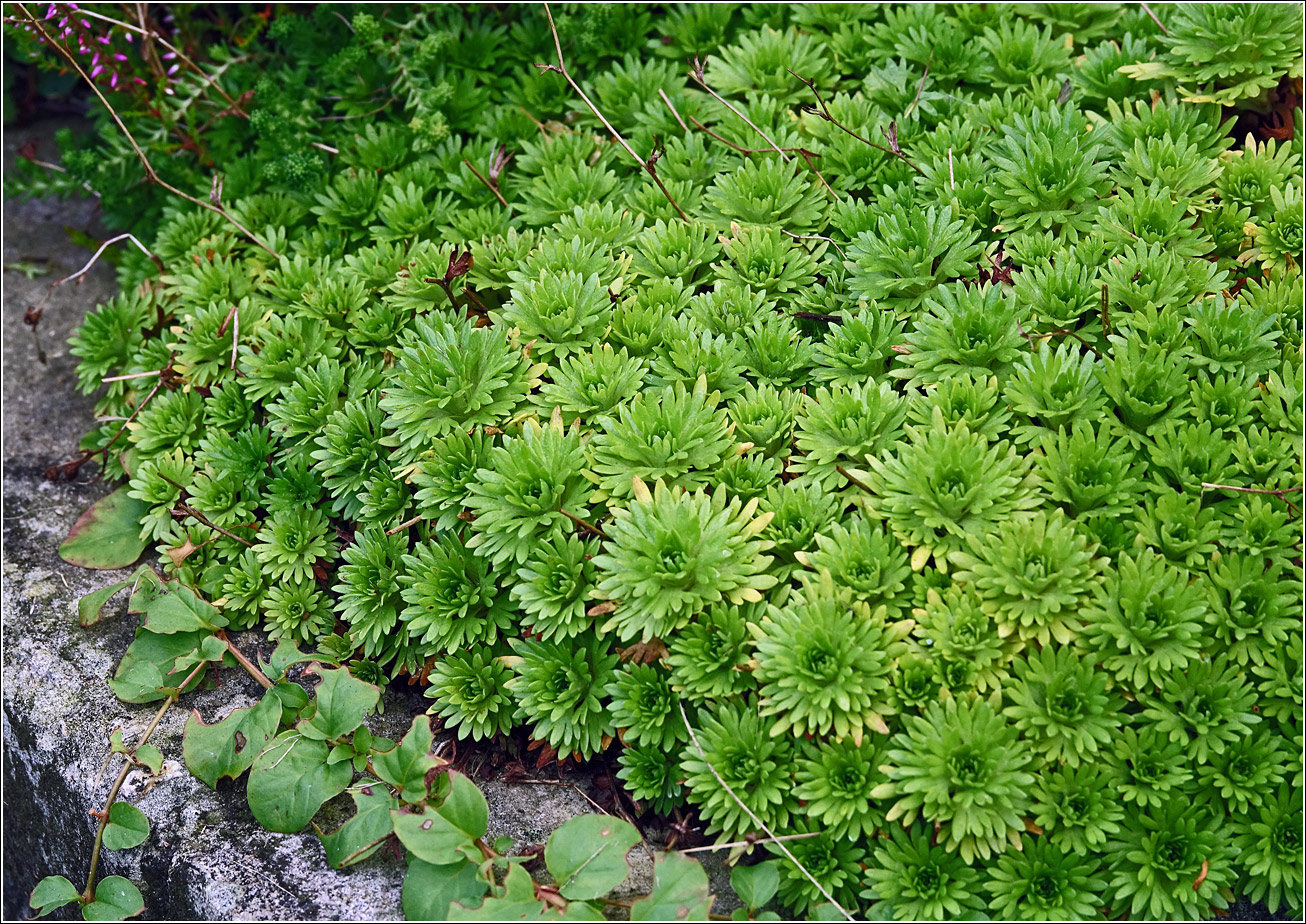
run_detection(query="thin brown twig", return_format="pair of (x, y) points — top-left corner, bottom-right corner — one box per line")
(678, 831), (823, 855)
(385, 515), (424, 536)
(16, 6), (279, 257)
(677, 702), (854, 920)
(83, 659), (207, 901)
(559, 508), (610, 540)
(537, 3), (688, 222)
(52, 233), (164, 288)
(170, 505), (257, 547)
(219, 631), (274, 689)
(788, 66), (924, 176)
(657, 88), (689, 131)
(794, 148), (840, 200)
(94, 356), (172, 460)
(781, 230), (846, 259)
(102, 368), (161, 384)
(835, 464), (873, 494)
(904, 63), (930, 119)
(688, 57), (789, 163)
(463, 157), (509, 208)
(1200, 482), (1302, 513)
(681, 113), (837, 201)
(1140, 2), (1169, 35)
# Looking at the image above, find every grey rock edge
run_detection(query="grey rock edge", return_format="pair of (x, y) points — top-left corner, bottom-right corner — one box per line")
(2, 118), (737, 921)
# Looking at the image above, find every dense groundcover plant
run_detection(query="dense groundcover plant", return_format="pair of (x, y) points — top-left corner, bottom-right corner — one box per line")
(7, 2), (1302, 921)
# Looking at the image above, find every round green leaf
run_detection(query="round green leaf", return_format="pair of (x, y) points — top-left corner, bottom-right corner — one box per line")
(82, 876), (144, 921)
(102, 802), (150, 851)
(544, 814), (642, 901)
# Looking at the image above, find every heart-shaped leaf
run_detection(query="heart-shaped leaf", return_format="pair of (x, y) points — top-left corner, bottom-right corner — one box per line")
(109, 630), (211, 703)
(77, 565), (153, 627)
(730, 860), (779, 911)
(102, 802), (150, 850)
(184, 691), (283, 787)
(315, 780), (398, 868)
(140, 583), (226, 634)
(631, 852), (712, 921)
(81, 876), (144, 921)
(29, 875), (80, 917)
(297, 665), (380, 741)
(544, 814), (642, 901)
(133, 745), (164, 775)
(246, 732), (352, 833)
(372, 715), (437, 803)
(59, 487), (150, 570)
(403, 857), (488, 920)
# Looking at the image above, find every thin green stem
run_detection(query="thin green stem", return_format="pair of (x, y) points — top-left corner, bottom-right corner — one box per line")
(82, 659), (208, 902)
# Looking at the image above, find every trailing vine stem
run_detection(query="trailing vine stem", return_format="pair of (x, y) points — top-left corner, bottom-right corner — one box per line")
(11, 4), (280, 258)
(219, 631), (274, 690)
(81, 659), (207, 903)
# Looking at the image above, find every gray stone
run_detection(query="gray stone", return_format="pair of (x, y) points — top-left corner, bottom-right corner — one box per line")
(2, 118), (745, 922)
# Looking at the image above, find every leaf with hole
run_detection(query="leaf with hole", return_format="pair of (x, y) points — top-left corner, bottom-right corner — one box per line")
(391, 772), (488, 866)
(58, 487), (150, 570)
(315, 780), (398, 868)
(183, 691), (282, 787)
(29, 875), (80, 917)
(630, 852), (712, 921)
(544, 814), (641, 900)
(102, 802), (150, 850)
(246, 731), (352, 833)
(81, 876), (144, 921)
